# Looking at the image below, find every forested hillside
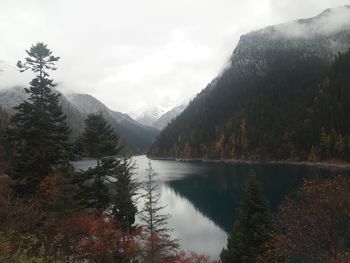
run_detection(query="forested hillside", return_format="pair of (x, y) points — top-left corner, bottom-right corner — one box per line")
(149, 6), (350, 161)
(0, 88), (159, 154)
(67, 93), (159, 153)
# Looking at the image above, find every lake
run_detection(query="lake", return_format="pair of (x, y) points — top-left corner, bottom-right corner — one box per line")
(73, 155), (346, 260)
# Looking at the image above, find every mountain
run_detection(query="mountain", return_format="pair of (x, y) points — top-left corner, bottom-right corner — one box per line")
(130, 103), (188, 129)
(153, 103), (188, 130)
(0, 87), (159, 153)
(130, 106), (167, 127)
(0, 86), (85, 138)
(66, 94), (159, 153)
(149, 6), (350, 162)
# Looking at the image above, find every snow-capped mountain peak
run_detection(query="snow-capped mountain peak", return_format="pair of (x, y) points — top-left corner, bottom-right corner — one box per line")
(129, 106), (168, 127)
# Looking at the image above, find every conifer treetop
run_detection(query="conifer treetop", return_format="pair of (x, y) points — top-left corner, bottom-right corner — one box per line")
(17, 42), (60, 77)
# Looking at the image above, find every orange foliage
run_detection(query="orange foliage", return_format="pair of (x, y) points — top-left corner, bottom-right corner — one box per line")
(55, 212), (140, 262)
(35, 171), (61, 208)
(278, 175), (350, 262)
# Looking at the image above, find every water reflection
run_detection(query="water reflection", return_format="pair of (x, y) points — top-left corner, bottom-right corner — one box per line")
(160, 185), (227, 258)
(74, 155), (345, 259)
(134, 156), (338, 233)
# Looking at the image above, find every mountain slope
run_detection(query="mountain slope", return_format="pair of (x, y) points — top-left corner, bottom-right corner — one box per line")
(0, 86), (85, 138)
(130, 106), (167, 127)
(153, 103), (187, 130)
(0, 87), (159, 153)
(149, 6), (350, 161)
(66, 94), (159, 153)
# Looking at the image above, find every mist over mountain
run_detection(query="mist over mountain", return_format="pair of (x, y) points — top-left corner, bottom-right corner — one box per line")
(130, 106), (167, 127)
(0, 86), (85, 138)
(0, 87), (159, 153)
(149, 6), (350, 161)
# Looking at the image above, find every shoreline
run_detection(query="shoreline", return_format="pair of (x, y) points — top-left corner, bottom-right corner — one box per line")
(147, 156), (350, 170)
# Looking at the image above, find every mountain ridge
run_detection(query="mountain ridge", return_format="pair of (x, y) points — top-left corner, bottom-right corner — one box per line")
(149, 6), (350, 161)
(0, 87), (159, 154)
(153, 103), (188, 130)
(66, 93), (159, 153)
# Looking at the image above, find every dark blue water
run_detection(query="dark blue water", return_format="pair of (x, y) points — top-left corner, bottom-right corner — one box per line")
(74, 155), (346, 259)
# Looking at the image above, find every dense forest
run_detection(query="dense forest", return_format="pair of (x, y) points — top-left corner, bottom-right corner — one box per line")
(149, 25), (350, 162)
(2, 6), (350, 262)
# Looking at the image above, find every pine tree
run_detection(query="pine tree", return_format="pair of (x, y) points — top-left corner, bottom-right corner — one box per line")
(77, 161), (110, 212)
(77, 113), (137, 227)
(320, 128), (328, 158)
(54, 166), (82, 215)
(76, 113), (121, 211)
(110, 156), (138, 230)
(140, 161), (179, 263)
(220, 172), (271, 263)
(76, 113), (121, 165)
(7, 42), (70, 196)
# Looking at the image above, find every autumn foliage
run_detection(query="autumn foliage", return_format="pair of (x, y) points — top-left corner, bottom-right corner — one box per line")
(36, 171), (61, 208)
(277, 175), (350, 263)
(54, 212), (141, 262)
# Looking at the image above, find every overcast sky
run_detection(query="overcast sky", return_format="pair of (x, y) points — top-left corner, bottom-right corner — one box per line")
(0, 0), (349, 113)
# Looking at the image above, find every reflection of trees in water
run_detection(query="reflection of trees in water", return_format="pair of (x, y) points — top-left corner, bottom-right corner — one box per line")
(166, 162), (331, 233)
(166, 173), (243, 233)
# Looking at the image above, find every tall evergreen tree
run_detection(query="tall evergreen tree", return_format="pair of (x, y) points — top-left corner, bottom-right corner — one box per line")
(140, 161), (179, 263)
(54, 166), (82, 215)
(220, 172), (271, 263)
(77, 160), (111, 212)
(76, 113), (121, 165)
(76, 113), (121, 212)
(7, 42), (70, 196)
(110, 156), (138, 230)
(76, 113), (120, 211)
(76, 113), (137, 227)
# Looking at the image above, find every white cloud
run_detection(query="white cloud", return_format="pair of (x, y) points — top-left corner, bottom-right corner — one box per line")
(0, 0), (348, 112)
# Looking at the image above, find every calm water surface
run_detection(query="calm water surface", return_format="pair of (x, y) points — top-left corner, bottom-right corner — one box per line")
(74, 155), (346, 259)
